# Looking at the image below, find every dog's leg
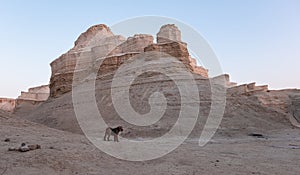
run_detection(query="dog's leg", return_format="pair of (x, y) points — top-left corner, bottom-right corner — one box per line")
(104, 128), (111, 141)
(107, 132), (110, 141)
(114, 134), (117, 142)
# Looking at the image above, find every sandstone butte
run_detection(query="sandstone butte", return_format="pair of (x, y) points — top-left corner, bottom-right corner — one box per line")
(1, 23), (300, 133)
(49, 24), (210, 97)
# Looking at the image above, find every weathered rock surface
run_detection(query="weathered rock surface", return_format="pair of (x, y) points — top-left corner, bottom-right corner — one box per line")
(73, 24), (114, 51)
(49, 24), (209, 97)
(50, 24), (126, 97)
(291, 94), (300, 123)
(189, 57), (209, 78)
(157, 24), (182, 43)
(227, 82), (268, 96)
(109, 34), (154, 55)
(18, 23), (300, 135)
(0, 98), (16, 112)
(18, 85), (49, 101)
(0, 85), (49, 112)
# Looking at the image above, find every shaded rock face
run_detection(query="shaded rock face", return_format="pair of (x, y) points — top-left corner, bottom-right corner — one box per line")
(49, 24), (209, 98)
(291, 95), (300, 122)
(144, 42), (190, 66)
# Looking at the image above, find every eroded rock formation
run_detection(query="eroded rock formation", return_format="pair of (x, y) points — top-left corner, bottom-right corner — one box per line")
(0, 85), (49, 112)
(0, 98), (16, 112)
(17, 85), (49, 101)
(49, 24), (209, 97)
(50, 25), (126, 97)
(15, 23), (300, 136)
(227, 82), (268, 96)
(157, 24), (182, 43)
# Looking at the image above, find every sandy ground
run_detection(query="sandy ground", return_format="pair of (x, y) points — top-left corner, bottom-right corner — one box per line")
(1, 115), (300, 175)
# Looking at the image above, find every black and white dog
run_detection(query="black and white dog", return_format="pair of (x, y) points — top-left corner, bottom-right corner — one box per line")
(104, 126), (123, 142)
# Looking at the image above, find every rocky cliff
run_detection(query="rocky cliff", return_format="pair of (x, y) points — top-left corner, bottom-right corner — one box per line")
(16, 23), (299, 136)
(49, 24), (209, 97)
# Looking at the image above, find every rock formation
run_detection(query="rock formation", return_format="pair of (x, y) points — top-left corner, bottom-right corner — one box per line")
(50, 24), (126, 97)
(8, 22), (298, 139)
(49, 24), (209, 97)
(0, 85), (49, 112)
(227, 82), (268, 96)
(0, 98), (16, 112)
(2, 22), (300, 175)
(17, 85), (49, 101)
(157, 24), (182, 43)
(291, 95), (300, 123)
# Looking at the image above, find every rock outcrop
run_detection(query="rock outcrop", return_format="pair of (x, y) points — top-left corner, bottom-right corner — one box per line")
(157, 24), (182, 43)
(50, 24), (126, 97)
(49, 24), (209, 97)
(17, 85), (49, 101)
(227, 82), (268, 96)
(0, 98), (16, 112)
(109, 34), (154, 55)
(16, 23), (300, 136)
(291, 95), (300, 123)
(0, 85), (49, 112)
(73, 24), (115, 51)
(144, 42), (190, 66)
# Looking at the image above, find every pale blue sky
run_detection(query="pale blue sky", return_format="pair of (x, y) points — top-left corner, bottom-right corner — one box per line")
(0, 0), (299, 98)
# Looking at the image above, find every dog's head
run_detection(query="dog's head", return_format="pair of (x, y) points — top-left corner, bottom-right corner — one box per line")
(118, 126), (123, 132)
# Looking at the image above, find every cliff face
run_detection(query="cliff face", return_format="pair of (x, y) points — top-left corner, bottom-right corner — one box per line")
(16, 23), (300, 135)
(49, 24), (209, 97)
(50, 24), (126, 97)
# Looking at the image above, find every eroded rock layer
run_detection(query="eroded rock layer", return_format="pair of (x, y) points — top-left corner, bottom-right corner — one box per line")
(49, 24), (209, 97)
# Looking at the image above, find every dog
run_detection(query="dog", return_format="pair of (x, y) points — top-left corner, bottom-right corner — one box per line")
(104, 126), (123, 142)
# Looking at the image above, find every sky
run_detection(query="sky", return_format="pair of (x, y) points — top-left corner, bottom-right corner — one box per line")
(0, 0), (299, 98)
